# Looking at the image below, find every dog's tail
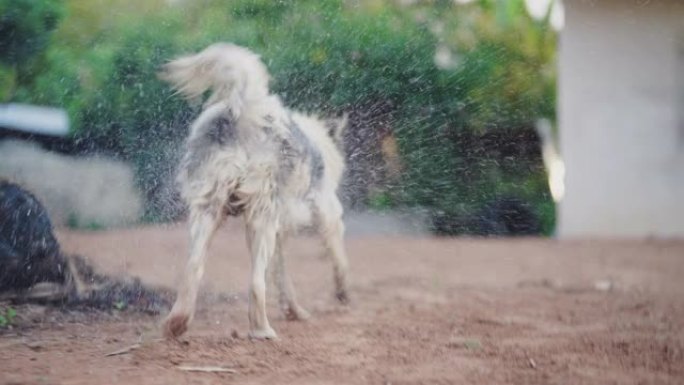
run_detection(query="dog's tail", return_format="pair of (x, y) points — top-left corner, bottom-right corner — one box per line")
(159, 43), (271, 117)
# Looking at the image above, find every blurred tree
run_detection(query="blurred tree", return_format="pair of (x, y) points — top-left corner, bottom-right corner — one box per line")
(0, 0), (63, 100)
(387, 0), (557, 234)
(5, 0), (558, 233)
(0, 0), (63, 66)
(56, 0), (166, 46)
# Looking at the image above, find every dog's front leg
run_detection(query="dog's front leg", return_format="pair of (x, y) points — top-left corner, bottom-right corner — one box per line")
(246, 219), (278, 340)
(163, 205), (222, 338)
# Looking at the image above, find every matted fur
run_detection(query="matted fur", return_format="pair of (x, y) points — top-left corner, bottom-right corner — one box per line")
(160, 43), (349, 339)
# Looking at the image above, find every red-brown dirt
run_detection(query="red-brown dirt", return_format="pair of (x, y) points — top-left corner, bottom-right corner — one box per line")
(2, 222), (683, 384)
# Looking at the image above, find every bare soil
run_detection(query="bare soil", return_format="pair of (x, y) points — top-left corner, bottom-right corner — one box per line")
(2, 222), (683, 384)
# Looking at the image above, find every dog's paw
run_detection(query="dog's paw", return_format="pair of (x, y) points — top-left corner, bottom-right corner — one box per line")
(336, 290), (350, 305)
(248, 327), (278, 340)
(163, 313), (190, 339)
(284, 305), (310, 322)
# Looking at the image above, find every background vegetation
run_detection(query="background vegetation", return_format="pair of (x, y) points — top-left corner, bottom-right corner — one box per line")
(1, 0), (558, 235)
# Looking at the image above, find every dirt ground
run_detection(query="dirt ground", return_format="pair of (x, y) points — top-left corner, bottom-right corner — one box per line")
(2, 222), (683, 384)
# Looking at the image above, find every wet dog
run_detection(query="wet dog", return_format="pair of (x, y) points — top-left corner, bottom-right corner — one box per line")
(0, 179), (90, 301)
(159, 43), (350, 339)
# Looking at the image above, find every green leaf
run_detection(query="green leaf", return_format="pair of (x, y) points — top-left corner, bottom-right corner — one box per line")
(6, 307), (16, 321)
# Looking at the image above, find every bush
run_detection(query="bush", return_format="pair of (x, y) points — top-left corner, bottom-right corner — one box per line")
(0, 0), (63, 66)
(0, 0), (64, 101)
(6, 0), (558, 234)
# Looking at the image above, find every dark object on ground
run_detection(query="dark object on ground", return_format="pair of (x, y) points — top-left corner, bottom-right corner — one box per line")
(431, 196), (541, 236)
(65, 254), (173, 314)
(476, 197), (541, 236)
(0, 179), (67, 291)
(0, 179), (171, 314)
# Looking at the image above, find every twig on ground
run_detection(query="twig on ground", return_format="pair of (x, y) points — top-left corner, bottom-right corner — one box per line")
(105, 334), (144, 357)
(105, 343), (141, 357)
(177, 365), (237, 373)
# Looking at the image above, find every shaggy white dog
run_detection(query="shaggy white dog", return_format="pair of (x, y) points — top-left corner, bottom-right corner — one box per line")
(159, 43), (350, 339)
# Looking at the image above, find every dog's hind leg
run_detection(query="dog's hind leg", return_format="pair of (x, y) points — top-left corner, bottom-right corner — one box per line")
(245, 214), (279, 339)
(272, 235), (310, 321)
(317, 195), (350, 304)
(163, 204), (223, 339)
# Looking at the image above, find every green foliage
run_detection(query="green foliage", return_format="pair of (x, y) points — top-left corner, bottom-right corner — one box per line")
(267, 5), (440, 112)
(4, 0), (558, 233)
(386, 0), (557, 234)
(113, 300), (126, 311)
(0, 64), (15, 101)
(66, 213), (106, 231)
(0, 0), (64, 66)
(0, 306), (17, 327)
(0, 0), (64, 101)
(368, 191), (394, 211)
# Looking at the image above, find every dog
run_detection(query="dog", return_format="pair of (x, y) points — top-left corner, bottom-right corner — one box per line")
(0, 179), (91, 301)
(159, 43), (350, 340)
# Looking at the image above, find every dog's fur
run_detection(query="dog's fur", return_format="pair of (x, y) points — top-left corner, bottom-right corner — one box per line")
(159, 43), (350, 339)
